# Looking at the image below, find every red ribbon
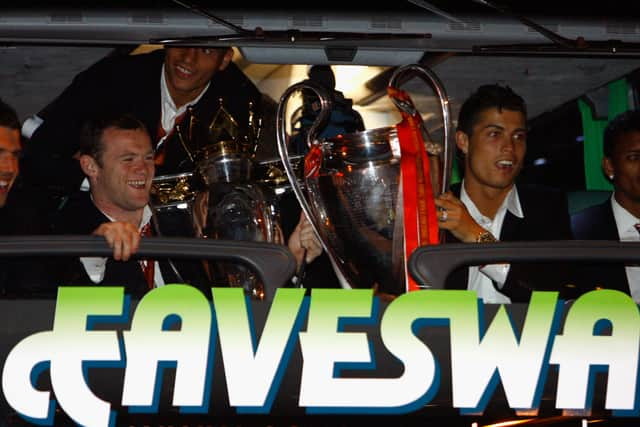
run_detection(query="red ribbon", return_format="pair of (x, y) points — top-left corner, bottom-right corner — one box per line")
(139, 223), (155, 290)
(388, 87), (440, 292)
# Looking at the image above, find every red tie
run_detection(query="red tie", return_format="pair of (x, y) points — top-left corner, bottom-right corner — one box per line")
(139, 223), (155, 289)
(155, 110), (189, 166)
(635, 223), (640, 236)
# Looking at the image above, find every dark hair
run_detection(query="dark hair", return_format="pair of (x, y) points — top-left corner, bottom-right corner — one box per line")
(603, 109), (640, 158)
(308, 65), (336, 90)
(456, 84), (527, 136)
(79, 112), (147, 167)
(0, 98), (20, 130)
(164, 46), (231, 56)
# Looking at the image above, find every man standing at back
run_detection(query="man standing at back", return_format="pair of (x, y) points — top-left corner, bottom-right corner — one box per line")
(435, 84), (574, 303)
(20, 46), (263, 207)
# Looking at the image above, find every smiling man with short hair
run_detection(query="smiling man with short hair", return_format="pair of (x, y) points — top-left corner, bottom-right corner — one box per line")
(435, 84), (575, 303)
(51, 112), (210, 297)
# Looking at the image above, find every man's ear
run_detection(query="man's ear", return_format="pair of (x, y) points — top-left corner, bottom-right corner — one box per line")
(79, 154), (99, 178)
(218, 48), (234, 71)
(602, 156), (615, 181)
(455, 130), (469, 155)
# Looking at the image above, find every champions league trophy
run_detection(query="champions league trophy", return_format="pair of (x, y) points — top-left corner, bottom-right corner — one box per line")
(151, 100), (282, 299)
(276, 64), (453, 294)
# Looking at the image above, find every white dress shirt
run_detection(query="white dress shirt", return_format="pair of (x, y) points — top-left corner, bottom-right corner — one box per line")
(460, 182), (524, 304)
(157, 63), (210, 150)
(80, 204), (166, 287)
(610, 195), (640, 302)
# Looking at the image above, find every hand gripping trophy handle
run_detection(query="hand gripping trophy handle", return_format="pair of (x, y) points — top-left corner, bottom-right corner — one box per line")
(276, 64), (453, 292)
(276, 79), (335, 279)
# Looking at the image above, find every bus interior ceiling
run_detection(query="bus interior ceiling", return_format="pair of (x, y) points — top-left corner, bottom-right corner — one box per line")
(1, 3), (639, 193)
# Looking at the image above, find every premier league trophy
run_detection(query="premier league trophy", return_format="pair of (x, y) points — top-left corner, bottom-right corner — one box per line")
(276, 64), (453, 294)
(151, 100), (283, 300)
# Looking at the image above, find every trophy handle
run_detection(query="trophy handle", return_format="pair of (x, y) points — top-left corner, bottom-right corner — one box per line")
(276, 80), (348, 285)
(276, 80), (334, 237)
(276, 79), (333, 151)
(388, 64), (454, 196)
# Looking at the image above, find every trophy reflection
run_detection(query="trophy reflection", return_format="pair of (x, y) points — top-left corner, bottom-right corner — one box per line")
(276, 64), (454, 294)
(151, 99), (283, 299)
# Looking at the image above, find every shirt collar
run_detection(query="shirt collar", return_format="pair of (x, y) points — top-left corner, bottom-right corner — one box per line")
(460, 181), (523, 222)
(141, 205), (153, 230)
(611, 195), (640, 240)
(90, 193), (153, 231)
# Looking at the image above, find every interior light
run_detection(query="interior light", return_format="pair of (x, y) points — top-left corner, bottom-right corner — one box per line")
(482, 420), (533, 427)
(332, 65), (386, 100)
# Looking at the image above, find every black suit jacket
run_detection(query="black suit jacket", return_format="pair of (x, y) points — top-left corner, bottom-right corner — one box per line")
(571, 200), (630, 294)
(51, 191), (211, 299)
(0, 187), (55, 298)
(445, 183), (575, 302)
(21, 48), (264, 201)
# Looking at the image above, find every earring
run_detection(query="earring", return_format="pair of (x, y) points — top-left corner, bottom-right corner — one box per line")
(609, 175), (614, 180)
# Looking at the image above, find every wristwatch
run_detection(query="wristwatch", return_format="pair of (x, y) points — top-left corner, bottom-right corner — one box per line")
(476, 230), (498, 243)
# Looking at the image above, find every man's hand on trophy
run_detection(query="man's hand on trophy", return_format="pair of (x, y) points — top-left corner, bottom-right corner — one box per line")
(434, 192), (486, 243)
(288, 212), (323, 269)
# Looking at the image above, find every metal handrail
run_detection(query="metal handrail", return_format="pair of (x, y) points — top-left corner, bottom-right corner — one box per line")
(0, 235), (296, 301)
(409, 240), (640, 289)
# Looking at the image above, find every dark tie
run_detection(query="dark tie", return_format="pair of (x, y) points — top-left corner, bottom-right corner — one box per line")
(139, 223), (155, 289)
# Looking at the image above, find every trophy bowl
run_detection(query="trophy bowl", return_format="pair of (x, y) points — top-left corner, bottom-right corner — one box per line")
(276, 64), (453, 294)
(304, 128), (404, 294)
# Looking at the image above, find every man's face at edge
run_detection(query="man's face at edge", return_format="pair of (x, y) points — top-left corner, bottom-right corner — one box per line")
(0, 126), (21, 208)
